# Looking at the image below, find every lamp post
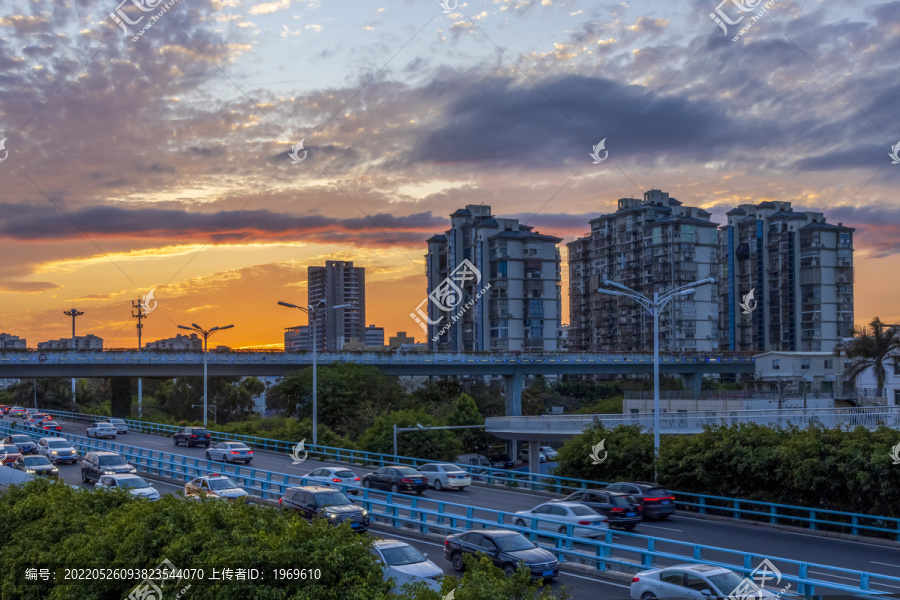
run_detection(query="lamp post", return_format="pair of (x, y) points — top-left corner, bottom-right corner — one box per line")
(176, 323), (234, 427)
(278, 299), (350, 446)
(597, 277), (714, 481)
(63, 308), (84, 402)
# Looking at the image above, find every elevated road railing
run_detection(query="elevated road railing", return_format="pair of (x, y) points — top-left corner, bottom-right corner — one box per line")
(27, 410), (900, 542)
(486, 406), (900, 436)
(0, 421), (893, 598)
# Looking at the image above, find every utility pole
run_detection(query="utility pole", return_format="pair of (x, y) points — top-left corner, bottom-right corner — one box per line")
(63, 308), (84, 403)
(132, 297), (149, 417)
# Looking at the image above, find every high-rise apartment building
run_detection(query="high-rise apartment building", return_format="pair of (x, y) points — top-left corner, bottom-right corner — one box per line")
(719, 201), (854, 353)
(425, 205), (562, 352)
(307, 261), (365, 352)
(568, 190), (720, 352)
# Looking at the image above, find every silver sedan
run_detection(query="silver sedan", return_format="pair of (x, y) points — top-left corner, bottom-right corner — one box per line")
(417, 463), (472, 491)
(303, 467), (362, 494)
(205, 442), (253, 464)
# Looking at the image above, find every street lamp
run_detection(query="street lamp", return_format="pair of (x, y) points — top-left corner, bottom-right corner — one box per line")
(598, 277), (714, 481)
(63, 308), (84, 402)
(278, 299), (351, 446)
(177, 323), (234, 427)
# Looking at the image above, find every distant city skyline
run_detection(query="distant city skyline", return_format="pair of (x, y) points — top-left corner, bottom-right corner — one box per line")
(0, 0), (897, 349)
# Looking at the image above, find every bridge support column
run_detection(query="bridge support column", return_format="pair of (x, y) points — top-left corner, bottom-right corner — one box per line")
(503, 371), (524, 461)
(528, 440), (540, 476)
(682, 371), (703, 396)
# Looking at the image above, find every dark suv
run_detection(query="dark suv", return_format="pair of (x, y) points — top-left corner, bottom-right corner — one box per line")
(279, 486), (369, 532)
(444, 529), (558, 580)
(81, 451), (137, 484)
(173, 427), (211, 448)
(554, 489), (642, 530)
(3, 434), (36, 455)
(604, 481), (675, 520)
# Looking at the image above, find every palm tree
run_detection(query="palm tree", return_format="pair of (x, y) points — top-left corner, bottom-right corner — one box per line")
(841, 317), (900, 399)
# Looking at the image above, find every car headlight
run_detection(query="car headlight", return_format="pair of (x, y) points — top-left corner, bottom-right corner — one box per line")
(361, 510), (368, 517)
(326, 512), (338, 519)
(25, 469), (35, 473)
(103, 470), (115, 474)
(51, 451), (58, 454)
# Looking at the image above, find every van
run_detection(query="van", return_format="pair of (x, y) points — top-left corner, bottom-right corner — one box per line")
(455, 453), (492, 473)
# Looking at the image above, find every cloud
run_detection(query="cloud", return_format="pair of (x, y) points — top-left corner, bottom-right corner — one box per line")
(0, 281), (61, 293)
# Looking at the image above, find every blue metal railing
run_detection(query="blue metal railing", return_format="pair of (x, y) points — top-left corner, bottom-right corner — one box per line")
(0, 421), (893, 598)
(35, 409), (900, 541)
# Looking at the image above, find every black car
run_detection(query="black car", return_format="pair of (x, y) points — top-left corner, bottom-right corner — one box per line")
(11, 454), (58, 477)
(3, 434), (37, 455)
(81, 451), (137, 484)
(444, 529), (559, 580)
(279, 486), (369, 532)
(487, 454), (515, 469)
(554, 489), (642, 530)
(173, 427), (212, 448)
(604, 481), (676, 520)
(361, 466), (428, 495)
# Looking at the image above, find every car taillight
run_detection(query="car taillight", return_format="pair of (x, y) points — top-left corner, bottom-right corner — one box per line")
(247, 450), (253, 454)
(332, 478), (342, 482)
(354, 477), (360, 481)
(444, 540), (449, 546)
(230, 451), (239, 454)
(190, 435), (197, 438)
(278, 498), (282, 506)
(577, 520), (594, 525)
(401, 478), (413, 483)
(632, 576), (640, 583)
(611, 508), (624, 513)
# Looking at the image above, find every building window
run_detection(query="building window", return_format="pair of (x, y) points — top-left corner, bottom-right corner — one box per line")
(895, 390), (900, 406)
(529, 299), (544, 318)
(839, 231), (851, 245)
(801, 359), (810, 370)
(773, 359), (780, 370)
(824, 359), (832, 370)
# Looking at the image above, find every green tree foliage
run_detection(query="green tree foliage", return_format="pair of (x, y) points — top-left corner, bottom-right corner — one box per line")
(555, 422), (900, 517)
(842, 317), (900, 396)
(274, 364), (404, 439)
(445, 394), (493, 453)
(359, 409), (463, 461)
(215, 416), (355, 452)
(0, 479), (388, 600)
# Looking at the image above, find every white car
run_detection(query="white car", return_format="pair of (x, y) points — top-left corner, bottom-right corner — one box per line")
(86, 422), (117, 439)
(417, 463), (472, 491)
(513, 501), (609, 538)
(95, 474), (160, 501)
(518, 448), (548, 463)
(539, 446), (559, 461)
(370, 539), (442, 594)
(106, 418), (128, 434)
(630, 564), (781, 600)
(304, 467), (362, 493)
(36, 437), (79, 464)
(185, 475), (249, 501)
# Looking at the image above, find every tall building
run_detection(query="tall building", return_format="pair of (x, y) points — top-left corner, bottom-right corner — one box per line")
(284, 325), (311, 352)
(37, 334), (103, 350)
(568, 190), (720, 353)
(719, 201), (854, 353)
(308, 261), (365, 352)
(145, 333), (202, 350)
(0, 333), (26, 349)
(365, 325), (385, 347)
(425, 205), (562, 352)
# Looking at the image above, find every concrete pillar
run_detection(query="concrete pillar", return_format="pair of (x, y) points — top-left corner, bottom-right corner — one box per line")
(682, 371), (704, 396)
(528, 440), (540, 474)
(503, 370), (524, 461)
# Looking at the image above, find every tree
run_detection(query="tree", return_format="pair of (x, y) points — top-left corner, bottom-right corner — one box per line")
(445, 394), (493, 453)
(274, 364), (404, 439)
(359, 409), (463, 461)
(841, 317), (900, 398)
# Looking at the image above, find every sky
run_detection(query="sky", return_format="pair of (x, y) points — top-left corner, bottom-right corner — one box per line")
(0, 0), (899, 349)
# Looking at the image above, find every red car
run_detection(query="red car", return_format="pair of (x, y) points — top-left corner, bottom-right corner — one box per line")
(0, 443), (22, 464)
(40, 421), (62, 432)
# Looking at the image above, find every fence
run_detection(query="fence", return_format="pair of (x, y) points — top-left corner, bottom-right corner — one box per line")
(33, 409), (900, 542)
(0, 421), (893, 598)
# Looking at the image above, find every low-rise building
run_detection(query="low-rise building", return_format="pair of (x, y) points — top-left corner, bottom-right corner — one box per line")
(144, 333), (202, 351)
(284, 325), (311, 352)
(0, 333), (26, 349)
(37, 334), (103, 350)
(751, 351), (845, 400)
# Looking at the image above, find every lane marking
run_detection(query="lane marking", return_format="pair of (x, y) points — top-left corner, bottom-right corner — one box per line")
(872, 562), (900, 569)
(641, 524), (683, 532)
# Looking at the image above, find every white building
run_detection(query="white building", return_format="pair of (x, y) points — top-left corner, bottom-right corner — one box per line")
(0, 333), (26, 349)
(37, 334), (103, 350)
(145, 333), (202, 351)
(854, 350), (900, 406)
(752, 351), (845, 399)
